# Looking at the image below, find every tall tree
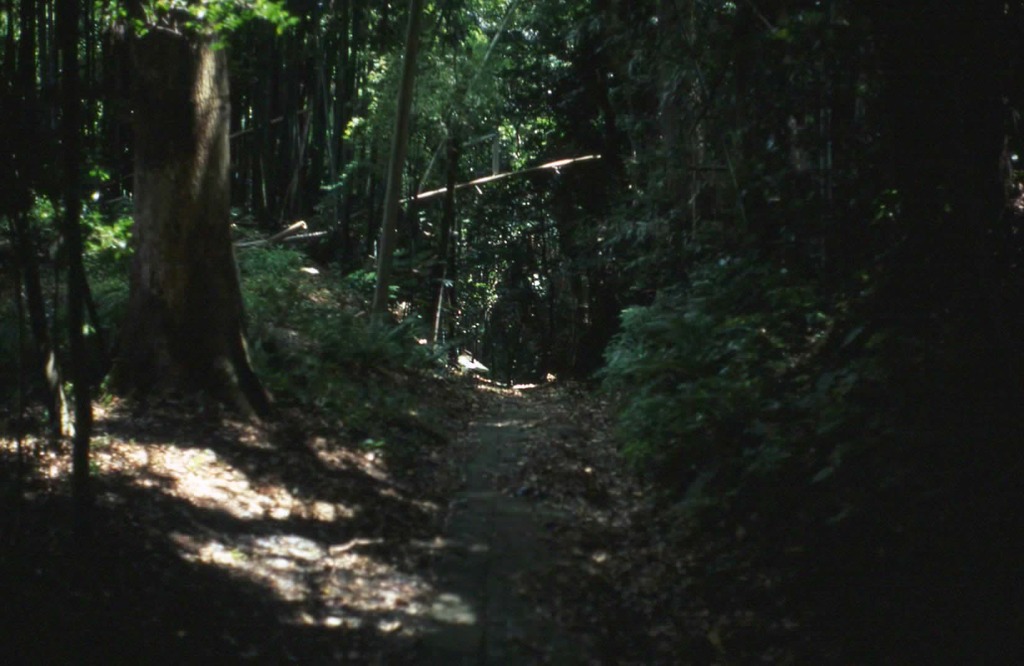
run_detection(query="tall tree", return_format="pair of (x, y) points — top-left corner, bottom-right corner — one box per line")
(59, 0), (93, 517)
(4, 0), (73, 437)
(113, 6), (270, 416)
(372, 0), (424, 319)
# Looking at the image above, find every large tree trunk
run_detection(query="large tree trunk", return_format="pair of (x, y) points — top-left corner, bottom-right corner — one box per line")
(114, 27), (269, 417)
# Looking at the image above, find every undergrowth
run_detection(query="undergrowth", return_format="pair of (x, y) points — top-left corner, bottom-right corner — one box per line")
(3, 199), (450, 453)
(602, 239), (1024, 660)
(237, 245), (444, 436)
(602, 254), (836, 503)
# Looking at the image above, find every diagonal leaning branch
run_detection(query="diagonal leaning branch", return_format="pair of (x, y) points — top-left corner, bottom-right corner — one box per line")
(404, 154), (603, 203)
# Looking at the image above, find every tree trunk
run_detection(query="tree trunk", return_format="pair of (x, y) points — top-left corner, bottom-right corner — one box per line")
(114, 27), (269, 417)
(59, 0), (93, 525)
(8, 215), (73, 437)
(429, 131), (459, 344)
(372, 0), (424, 319)
(6, 0), (71, 437)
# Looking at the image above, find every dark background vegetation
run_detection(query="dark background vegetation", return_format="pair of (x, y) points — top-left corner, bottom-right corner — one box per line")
(3, 0), (1023, 661)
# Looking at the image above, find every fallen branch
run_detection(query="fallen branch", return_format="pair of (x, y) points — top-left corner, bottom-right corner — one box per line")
(328, 537), (385, 556)
(234, 220), (308, 248)
(404, 154), (602, 203)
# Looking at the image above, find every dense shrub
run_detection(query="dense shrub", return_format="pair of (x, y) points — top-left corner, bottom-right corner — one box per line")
(83, 209), (133, 351)
(238, 245), (441, 431)
(602, 254), (832, 500)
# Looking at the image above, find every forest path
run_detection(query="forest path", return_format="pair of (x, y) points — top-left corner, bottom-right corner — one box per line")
(417, 382), (586, 664)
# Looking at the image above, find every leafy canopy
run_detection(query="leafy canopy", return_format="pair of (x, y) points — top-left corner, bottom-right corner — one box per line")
(128, 0), (297, 35)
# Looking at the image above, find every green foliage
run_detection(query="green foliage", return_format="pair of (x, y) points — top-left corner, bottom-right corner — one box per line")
(603, 255), (831, 497)
(0, 194), (130, 398)
(84, 210), (132, 265)
(82, 206), (133, 351)
(24, 196), (60, 249)
(238, 246), (439, 432)
(341, 268), (397, 305)
(130, 0), (297, 35)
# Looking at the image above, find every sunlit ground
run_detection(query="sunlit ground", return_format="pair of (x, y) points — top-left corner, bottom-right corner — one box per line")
(1, 403), (481, 649)
(1, 378), (601, 659)
(112, 442), (426, 630)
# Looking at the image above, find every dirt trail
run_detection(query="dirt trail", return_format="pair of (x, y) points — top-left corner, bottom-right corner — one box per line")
(417, 383), (584, 664)
(3, 379), (640, 664)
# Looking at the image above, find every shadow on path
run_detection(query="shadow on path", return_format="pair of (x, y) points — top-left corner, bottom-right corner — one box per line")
(417, 384), (582, 664)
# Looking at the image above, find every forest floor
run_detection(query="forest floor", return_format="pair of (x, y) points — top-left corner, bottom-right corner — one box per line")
(1, 375), (802, 664)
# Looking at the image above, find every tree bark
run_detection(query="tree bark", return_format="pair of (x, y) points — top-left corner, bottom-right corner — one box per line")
(8, 215), (73, 437)
(59, 0), (93, 519)
(5, 0), (72, 438)
(429, 131), (459, 344)
(114, 25), (270, 417)
(371, 0), (424, 320)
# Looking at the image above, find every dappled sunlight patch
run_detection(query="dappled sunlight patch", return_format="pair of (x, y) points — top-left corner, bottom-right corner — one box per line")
(164, 447), (272, 519)
(89, 430), (440, 616)
(165, 527), (441, 638)
(1, 375), (481, 660)
(309, 434), (393, 485)
(100, 440), (359, 522)
(490, 417), (532, 429)
(473, 377), (520, 396)
(426, 592), (478, 625)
